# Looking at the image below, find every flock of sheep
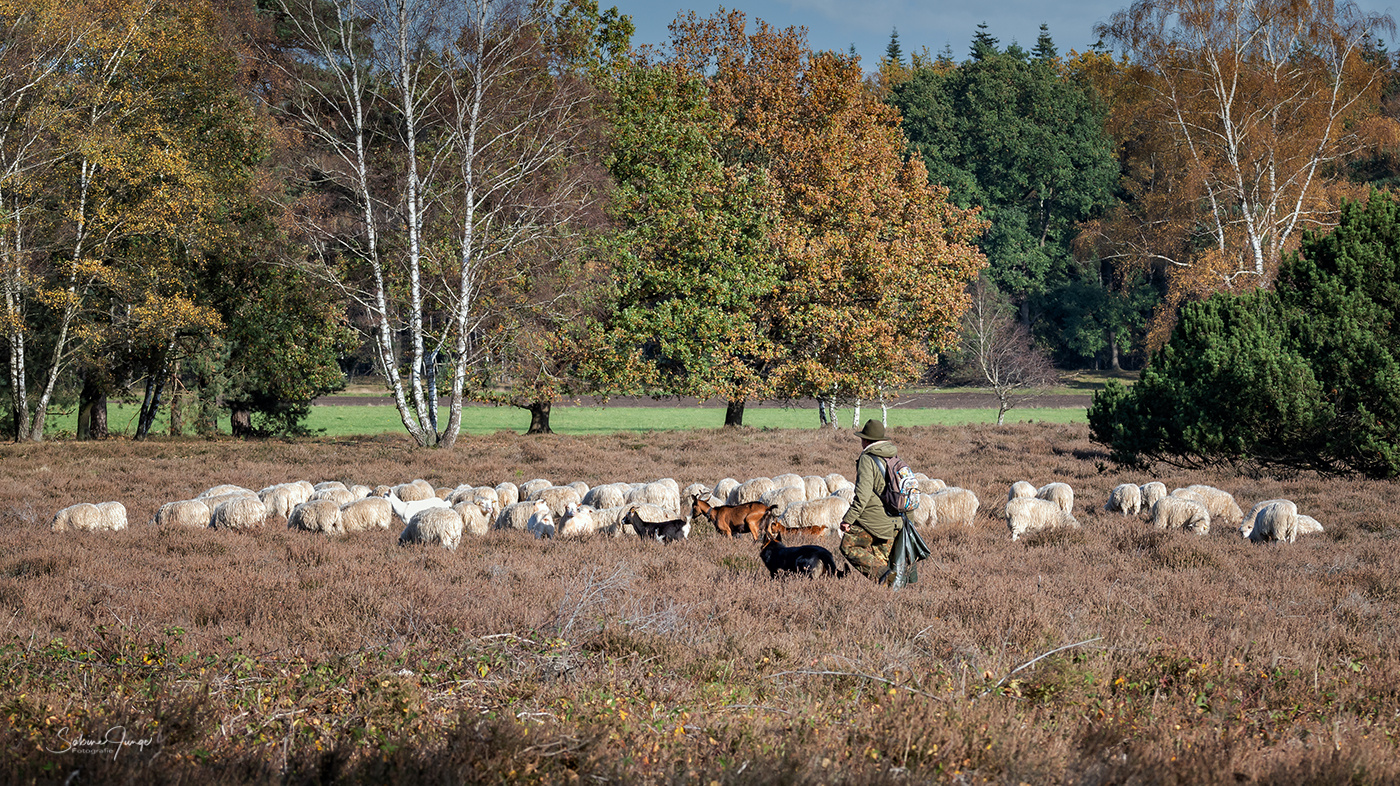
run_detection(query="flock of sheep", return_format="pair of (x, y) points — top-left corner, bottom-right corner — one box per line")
(1008, 479), (1324, 544)
(46, 470), (1321, 550)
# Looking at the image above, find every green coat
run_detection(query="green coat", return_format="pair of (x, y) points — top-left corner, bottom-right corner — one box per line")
(841, 440), (902, 540)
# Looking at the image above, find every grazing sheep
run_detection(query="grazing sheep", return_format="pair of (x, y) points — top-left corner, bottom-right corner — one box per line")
(497, 501), (540, 532)
(526, 499), (555, 539)
(150, 499), (211, 529)
(591, 505), (635, 537)
(582, 482), (630, 510)
(1008, 481), (1037, 502)
(311, 487), (356, 507)
(682, 482), (710, 507)
(823, 473), (848, 492)
(1241, 499), (1299, 543)
(527, 485), (583, 518)
(729, 477), (775, 506)
(930, 487), (980, 527)
(434, 487), (454, 500)
(1140, 482), (1167, 510)
(448, 485), (476, 505)
(349, 484), (372, 500)
(313, 481), (348, 492)
(626, 481), (681, 516)
(259, 484), (303, 520)
(916, 478), (947, 494)
(1006, 497), (1080, 541)
(288, 500), (342, 534)
(199, 484), (253, 499)
(210, 497), (266, 531)
(372, 485), (393, 498)
(1105, 483), (1143, 516)
(711, 478), (741, 503)
(772, 473), (805, 491)
(759, 484), (807, 516)
(494, 482), (520, 507)
(1036, 482), (1075, 515)
(1179, 485), (1244, 529)
(400, 507), (463, 551)
(1296, 514), (1324, 535)
(519, 478), (554, 498)
(95, 501), (128, 531)
(568, 481), (590, 497)
(559, 503), (600, 537)
(340, 497), (393, 532)
(393, 480), (436, 502)
(454, 501), (492, 537)
(832, 486), (855, 504)
(802, 476), (829, 501)
(200, 491), (258, 514)
(51, 503), (105, 533)
(1152, 496), (1211, 535)
(777, 496), (850, 537)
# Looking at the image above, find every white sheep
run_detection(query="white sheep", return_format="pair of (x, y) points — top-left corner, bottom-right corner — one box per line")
(772, 473), (805, 491)
(1140, 482), (1167, 510)
(51, 503), (105, 533)
(832, 486), (855, 504)
(591, 505), (635, 537)
(527, 485), (583, 518)
(434, 486), (454, 500)
(1036, 482), (1074, 515)
(526, 499), (555, 539)
(288, 500), (342, 534)
(519, 478), (554, 498)
(496, 500), (539, 531)
(1152, 496), (1211, 535)
(916, 478), (947, 494)
(582, 482), (630, 510)
(1006, 497), (1079, 541)
(778, 496), (849, 536)
(559, 503), (600, 537)
(1179, 485), (1244, 529)
(454, 501), (492, 537)
(313, 480), (348, 492)
(150, 499), (211, 529)
(626, 480), (681, 516)
(494, 482), (520, 507)
(199, 484), (253, 499)
(681, 482), (710, 506)
(759, 484), (806, 516)
(710, 478), (741, 503)
(400, 507), (463, 550)
(823, 473), (848, 492)
(931, 487), (980, 527)
(259, 484), (303, 520)
(1241, 499), (1307, 543)
(1296, 514), (1324, 535)
(349, 484), (372, 500)
(568, 480), (590, 497)
(1104, 483), (1143, 516)
(311, 487), (356, 507)
(1008, 480), (1037, 502)
(96, 501), (128, 531)
(393, 479), (436, 502)
(210, 497), (266, 531)
(340, 497), (393, 532)
(730, 477), (775, 506)
(802, 475), (830, 501)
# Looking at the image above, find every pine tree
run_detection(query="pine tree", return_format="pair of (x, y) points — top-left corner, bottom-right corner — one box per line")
(885, 27), (902, 66)
(971, 22), (998, 60)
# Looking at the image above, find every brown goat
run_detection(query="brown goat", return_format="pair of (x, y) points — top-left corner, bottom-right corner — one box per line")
(690, 494), (774, 541)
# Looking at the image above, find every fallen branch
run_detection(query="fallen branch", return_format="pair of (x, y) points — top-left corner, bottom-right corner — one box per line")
(980, 636), (1103, 697)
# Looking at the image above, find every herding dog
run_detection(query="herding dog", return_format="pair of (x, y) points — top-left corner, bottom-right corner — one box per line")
(758, 532), (846, 579)
(690, 494), (774, 540)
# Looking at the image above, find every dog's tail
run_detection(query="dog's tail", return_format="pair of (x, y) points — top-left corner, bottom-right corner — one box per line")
(822, 552), (849, 578)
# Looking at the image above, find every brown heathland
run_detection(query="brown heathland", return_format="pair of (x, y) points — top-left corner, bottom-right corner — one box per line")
(1, 424), (1398, 784)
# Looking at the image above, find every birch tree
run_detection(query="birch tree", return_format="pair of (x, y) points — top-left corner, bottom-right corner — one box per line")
(1090, 0), (1397, 346)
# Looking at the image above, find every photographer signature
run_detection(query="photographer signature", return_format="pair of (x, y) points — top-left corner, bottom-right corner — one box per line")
(48, 726), (154, 759)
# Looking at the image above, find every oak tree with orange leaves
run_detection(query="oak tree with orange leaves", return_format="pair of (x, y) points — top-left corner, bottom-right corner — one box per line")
(667, 11), (986, 425)
(1087, 0), (1397, 347)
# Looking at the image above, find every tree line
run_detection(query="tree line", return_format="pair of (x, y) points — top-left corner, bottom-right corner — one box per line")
(2, 0), (1397, 447)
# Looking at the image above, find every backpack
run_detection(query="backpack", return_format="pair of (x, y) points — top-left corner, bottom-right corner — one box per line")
(875, 455), (921, 515)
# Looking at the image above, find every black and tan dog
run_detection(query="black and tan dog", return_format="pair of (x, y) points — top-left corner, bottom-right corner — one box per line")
(758, 531), (846, 578)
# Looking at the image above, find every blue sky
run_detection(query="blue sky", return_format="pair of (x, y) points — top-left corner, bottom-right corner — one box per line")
(610, 1), (1399, 69)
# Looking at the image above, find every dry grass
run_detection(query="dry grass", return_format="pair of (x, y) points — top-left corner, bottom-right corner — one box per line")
(1, 424), (1398, 784)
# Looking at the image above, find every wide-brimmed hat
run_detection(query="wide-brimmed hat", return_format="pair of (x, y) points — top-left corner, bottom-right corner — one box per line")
(857, 419), (886, 441)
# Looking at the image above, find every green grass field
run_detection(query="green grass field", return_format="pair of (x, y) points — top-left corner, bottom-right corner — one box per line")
(48, 401), (1087, 438)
